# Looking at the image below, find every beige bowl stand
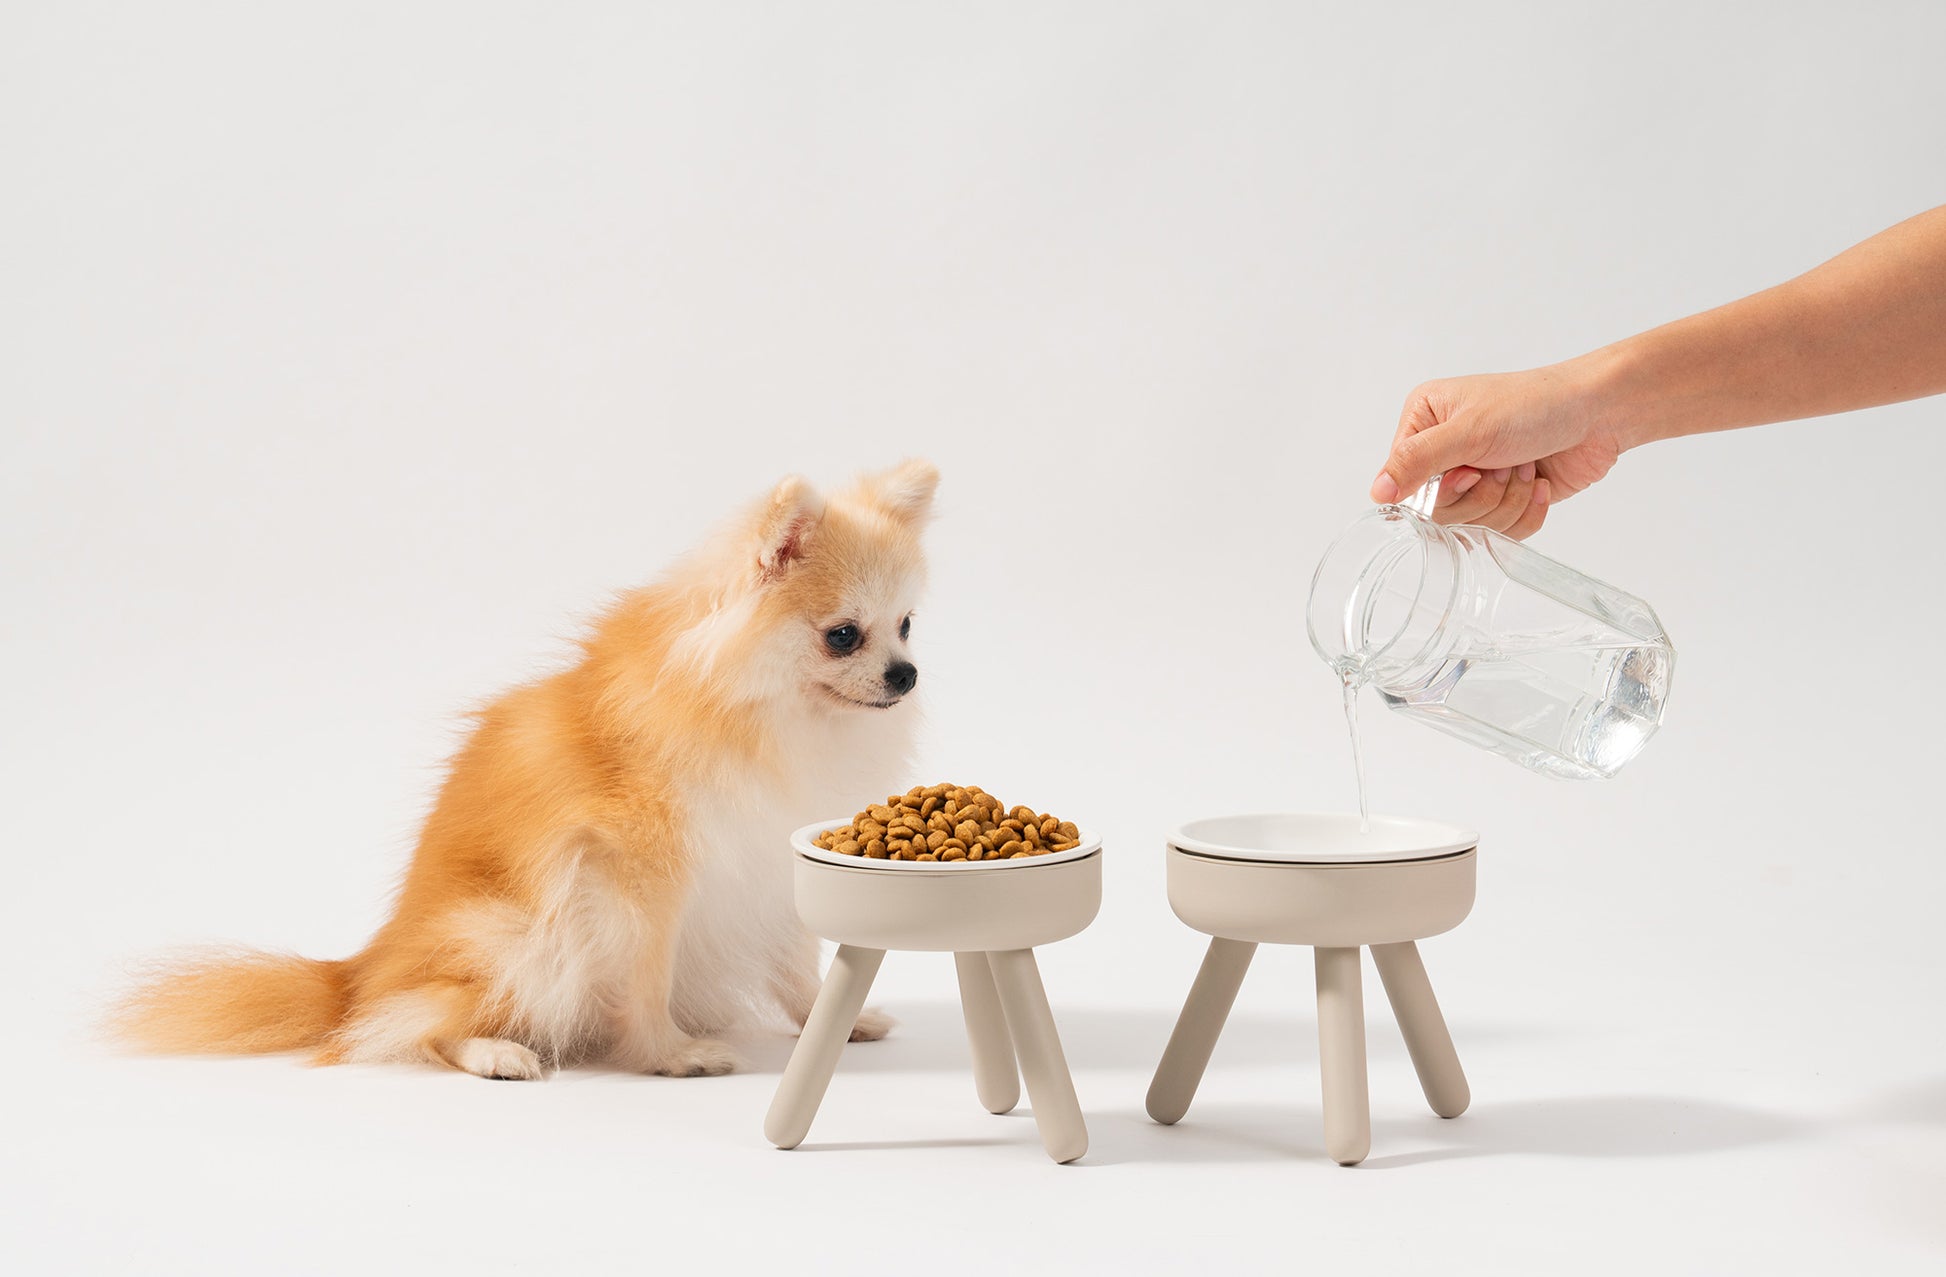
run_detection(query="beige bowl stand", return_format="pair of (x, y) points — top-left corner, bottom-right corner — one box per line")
(765, 843), (1102, 1164)
(1147, 838), (1477, 1166)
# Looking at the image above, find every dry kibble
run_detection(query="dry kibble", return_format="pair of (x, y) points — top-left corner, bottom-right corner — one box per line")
(814, 785), (1084, 867)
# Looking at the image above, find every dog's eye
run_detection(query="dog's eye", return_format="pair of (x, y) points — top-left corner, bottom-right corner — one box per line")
(824, 624), (861, 654)
(899, 614), (911, 641)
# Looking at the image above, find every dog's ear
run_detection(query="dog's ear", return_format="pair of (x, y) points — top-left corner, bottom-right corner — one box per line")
(756, 475), (826, 580)
(861, 458), (939, 526)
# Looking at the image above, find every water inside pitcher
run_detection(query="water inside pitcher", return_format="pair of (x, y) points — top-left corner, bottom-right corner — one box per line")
(1307, 478), (1675, 781)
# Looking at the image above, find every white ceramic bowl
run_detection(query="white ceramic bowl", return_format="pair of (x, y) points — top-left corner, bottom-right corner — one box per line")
(791, 819), (1102, 871)
(1166, 812), (1479, 945)
(1169, 812), (1478, 865)
(790, 819), (1104, 950)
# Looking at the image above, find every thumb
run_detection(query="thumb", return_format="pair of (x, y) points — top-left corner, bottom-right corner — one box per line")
(1371, 417), (1484, 505)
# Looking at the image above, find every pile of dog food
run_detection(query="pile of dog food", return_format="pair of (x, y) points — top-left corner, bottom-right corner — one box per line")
(812, 784), (1082, 862)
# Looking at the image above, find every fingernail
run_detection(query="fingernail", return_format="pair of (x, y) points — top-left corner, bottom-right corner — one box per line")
(1535, 479), (1550, 505)
(1489, 468), (1511, 484)
(1450, 470), (1482, 495)
(1370, 472), (1400, 503)
(1518, 462), (1536, 483)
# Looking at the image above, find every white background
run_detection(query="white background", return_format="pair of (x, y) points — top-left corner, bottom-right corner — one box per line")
(5, 2), (1945, 1272)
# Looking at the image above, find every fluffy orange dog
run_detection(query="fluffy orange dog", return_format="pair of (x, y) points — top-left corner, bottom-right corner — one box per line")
(118, 461), (936, 1079)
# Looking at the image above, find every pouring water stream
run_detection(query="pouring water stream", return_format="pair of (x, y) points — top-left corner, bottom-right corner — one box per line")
(1327, 476), (1437, 834)
(1341, 668), (1370, 833)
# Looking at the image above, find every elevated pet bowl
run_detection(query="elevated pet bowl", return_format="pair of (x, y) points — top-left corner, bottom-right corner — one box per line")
(765, 819), (1103, 1163)
(1148, 812), (1478, 1166)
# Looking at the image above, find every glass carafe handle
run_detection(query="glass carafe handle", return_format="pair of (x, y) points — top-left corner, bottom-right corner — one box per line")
(1397, 473), (1442, 519)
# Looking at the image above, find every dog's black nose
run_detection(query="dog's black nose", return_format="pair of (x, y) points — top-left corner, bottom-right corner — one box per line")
(883, 661), (918, 696)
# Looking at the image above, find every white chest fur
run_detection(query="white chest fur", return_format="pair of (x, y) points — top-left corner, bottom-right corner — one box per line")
(668, 701), (915, 1032)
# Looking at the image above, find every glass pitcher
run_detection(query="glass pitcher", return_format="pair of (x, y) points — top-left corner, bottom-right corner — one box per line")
(1306, 481), (1675, 780)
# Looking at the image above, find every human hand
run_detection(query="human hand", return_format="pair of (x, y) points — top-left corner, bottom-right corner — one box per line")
(1370, 363), (1629, 539)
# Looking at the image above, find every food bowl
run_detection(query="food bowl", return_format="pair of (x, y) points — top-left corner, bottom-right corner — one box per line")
(1165, 812), (1477, 947)
(789, 819), (1104, 952)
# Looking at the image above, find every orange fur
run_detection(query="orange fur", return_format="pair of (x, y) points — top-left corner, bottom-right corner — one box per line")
(115, 461), (938, 1078)
(118, 949), (350, 1055)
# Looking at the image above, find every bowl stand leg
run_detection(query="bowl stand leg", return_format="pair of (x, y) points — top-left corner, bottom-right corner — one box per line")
(1315, 945), (1371, 1166)
(764, 944), (885, 1150)
(954, 951), (1019, 1115)
(986, 948), (1089, 1164)
(1146, 937), (1257, 1125)
(1371, 940), (1470, 1119)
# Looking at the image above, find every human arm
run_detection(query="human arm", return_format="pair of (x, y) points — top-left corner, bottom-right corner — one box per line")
(1372, 204), (1946, 536)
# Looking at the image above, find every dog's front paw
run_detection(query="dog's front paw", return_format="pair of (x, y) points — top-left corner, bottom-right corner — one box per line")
(649, 1037), (741, 1077)
(850, 1007), (895, 1042)
(452, 1037), (546, 1081)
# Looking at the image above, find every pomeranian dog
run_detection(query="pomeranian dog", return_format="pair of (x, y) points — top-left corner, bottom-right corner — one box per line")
(117, 460), (937, 1079)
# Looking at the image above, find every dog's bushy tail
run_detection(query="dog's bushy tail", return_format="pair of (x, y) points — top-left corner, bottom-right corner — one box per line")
(112, 948), (351, 1055)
